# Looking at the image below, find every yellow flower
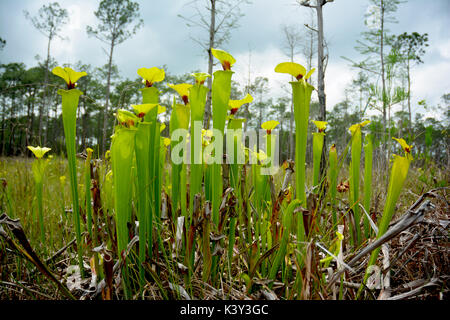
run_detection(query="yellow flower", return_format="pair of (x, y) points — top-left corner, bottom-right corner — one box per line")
(132, 103), (160, 118)
(115, 109), (139, 128)
(27, 146), (51, 159)
(312, 120), (328, 133)
(274, 62), (315, 81)
(202, 129), (213, 147)
(191, 72), (211, 85)
(229, 93), (253, 115)
(393, 137), (413, 160)
(52, 67), (87, 89)
(168, 83), (193, 105)
(163, 137), (171, 147)
(349, 120), (370, 136)
(251, 147), (267, 163)
(86, 148), (94, 159)
(211, 48), (236, 71)
(261, 120), (280, 134)
(160, 123), (166, 132)
(137, 67), (165, 87)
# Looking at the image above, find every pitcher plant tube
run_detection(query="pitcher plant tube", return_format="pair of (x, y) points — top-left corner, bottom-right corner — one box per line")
(328, 144), (338, 230)
(359, 137), (413, 297)
(363, 134), (374, 238)
(132, 103), (160, 287)
(348, 120), (370, 246)
(111, 109), (139, 298)
(311, 120), (327, 192)
(52, 66), (87, 276)
(275, 61), (315, 244)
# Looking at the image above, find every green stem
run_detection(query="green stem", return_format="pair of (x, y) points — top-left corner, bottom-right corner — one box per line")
(141, 87), (159, 256)
(328, 145), (338, 230)
(58, 88), (84, 277)
(135, 121), (151, 288)
(84, 155), (93, 239)
(189, 84), (208, 223)
(359, 155), (411, 298)
(363, 134), (373, 238)
(312, 132), (325, 191)
(211, 70), (233, 227)
(350, 128), (363, 246)
(111, 125), (137, 298)
(291, 80), (313, 243)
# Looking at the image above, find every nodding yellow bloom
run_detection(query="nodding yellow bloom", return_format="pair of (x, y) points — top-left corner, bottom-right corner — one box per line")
(247, 145), (268, 163)
(211, 48), (236, 71)
(393, 137), (413, 160)
(229, 93), (253, 115)
(168, 83), (193, 105)
(349, 120), (371, 136)
(163, 137), (171, 147)
(312, 120), (328, 133)
(191, 72), (211, 85)
(253, 148), (267, 163)
(86, 148), (94, 160)
(137, 67), (165, 87)
(60, 175), (66, 184)
(52, 67), (87, 90)
(261, 120), (280, 135)
(27, 146), (51, 159)
(115, 109), (139, 128)
(201, 129), (213, 147)
(132, 103), (161, 118)
(274, 62), (315, 81)
(160, 123), (166, 132)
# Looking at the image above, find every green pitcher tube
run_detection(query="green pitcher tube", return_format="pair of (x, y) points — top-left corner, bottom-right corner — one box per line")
(58, 88), (84, 275)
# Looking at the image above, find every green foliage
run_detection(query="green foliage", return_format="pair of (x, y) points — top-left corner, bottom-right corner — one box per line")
(86, 0), (143, 45)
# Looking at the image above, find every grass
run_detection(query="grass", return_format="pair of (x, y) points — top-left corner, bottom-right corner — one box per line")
(1, 154), (447, 300)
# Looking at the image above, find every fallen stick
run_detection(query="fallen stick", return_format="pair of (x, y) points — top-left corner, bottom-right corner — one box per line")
(387, 278), (440, 300)
(326, 199), (435, 289)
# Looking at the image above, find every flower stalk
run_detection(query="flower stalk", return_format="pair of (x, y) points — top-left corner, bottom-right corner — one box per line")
(28, 146), (51, 244)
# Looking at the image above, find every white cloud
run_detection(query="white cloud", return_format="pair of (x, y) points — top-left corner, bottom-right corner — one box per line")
(410, 60), (450, 116)
(437, 39), (450, 60)
(324, 62), (354, 109)
(233, 45), (290, 98)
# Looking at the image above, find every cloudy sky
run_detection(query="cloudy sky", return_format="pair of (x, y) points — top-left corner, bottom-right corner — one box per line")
(1, 0), (449, 118)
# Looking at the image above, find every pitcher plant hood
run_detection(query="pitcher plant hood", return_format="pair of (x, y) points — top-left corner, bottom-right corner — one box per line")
(52, 66), (87, 89)
(261, 120), (280, 135)
(211, 48), (236, 71)
(137, 67), (165, 87)
(229, 93), (253, 115)
(168, 83), (193, 105)
(275, 62), (315, 81)
(27, 146), (51, 159)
